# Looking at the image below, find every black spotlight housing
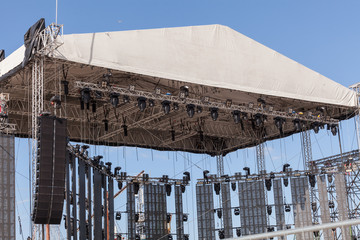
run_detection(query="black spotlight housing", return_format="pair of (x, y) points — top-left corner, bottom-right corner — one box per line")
(293, 119), (301, 132)
(165, 184), (172, 196)
(110, 93), (120, 107)
(210, 107), (219, 121)
(80, 88), (91, 104)
(162, 101), (171, 114)
(186, 104), (195, 118)
(330, 124), (338, 136)
(123, 95), (130, 103)
(173, 103), (179, 111)
(148, 99), (155, 107)
(254, 113), (263, 127)
(232, 110), (241, 124)
(197, 106), (203, 113)
(137, 97), (147, 112)
(311, 122), (320, 134)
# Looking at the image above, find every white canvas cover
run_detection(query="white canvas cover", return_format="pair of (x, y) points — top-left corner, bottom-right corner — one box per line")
(0, 24), (357, 107)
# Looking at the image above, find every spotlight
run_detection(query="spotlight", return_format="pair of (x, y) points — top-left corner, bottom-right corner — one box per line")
(186, 104), (195, 118)
(148, 99), (155, 107)
(265, 178), (272, 191)
(214, 183), (221, 195)
(61, 80), (69, 95)
(173, 103), (179, 111)
(110, 93), (120, 107)
(182, 214), (188, 222)
(210, 108), (218, 121)
(133, 182), (140, 195)
(165, 184), (172, 196)
(123, 95), (130, 103)
(196, 106), (203, 113)
(232, 110), (241, 124)
(181, 185), (186, 193)
(183, 171), (191, 181)
(50, 95), (61, 109)
(231, 182), (236, 191)
(293, 119), (301, 131)
(225, 99), (232, 107)
(283, 163), (290, 172)
(234, 208), (240, 216)
(166, 213), (172, 223)
(308, 174), (316, 188)
(217, 209), (222, 219)
(285, 204), (291, 212)
(330, 124), (338, 136)
(114, 167), (121, 176)
(184, 235), (189, 240)
(137, 97), (147, 112)
(254, 113), (263, 127)
(283, 178), (289, 187)
(115, 212), (121, 220)
(180, 86), (189, 98)
(167, 235), (173, 240)
(162, 101), (171, 114)
(236, 228), (241, 237)
(80, 88), (91, 104)
(274, 117), (284, 130)
(134, 213), (139, 222)
(218, 229), (225, 239)
(267, 205), (272, 215)
(312, 122), (320, 134)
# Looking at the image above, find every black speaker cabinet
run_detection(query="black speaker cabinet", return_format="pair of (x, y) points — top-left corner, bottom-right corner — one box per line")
(33, 116), (67, 224)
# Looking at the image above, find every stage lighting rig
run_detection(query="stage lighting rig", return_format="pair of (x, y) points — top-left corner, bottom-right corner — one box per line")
(92, 155), (103, 166)
(137, 97), (147, 112)
(110, 93), (120, 107)
(186, 104), (195, 118)
(80, 145), (89, 155)
(162, 101), (171, 114)
(210, 107), (219, 121)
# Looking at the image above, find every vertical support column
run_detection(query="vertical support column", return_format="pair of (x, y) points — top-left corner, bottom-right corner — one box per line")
(221, 183), (233, 238)
(127, 183), (136, 240)
(317, 175), (332, 240)
(108, 177), (114, 240)
(93, 169), (102, 239)
(86, 166), (92, 240)
(335, 173), (351, 240)
(78, 159), (86, 240)
(273, 179), (285, 235)
(196, 183), (215, 240)
(65, 152), (71, 240)
(102, 175), (108, 240)
(71, 155), (77, 240)
(174, 186), (184, 240)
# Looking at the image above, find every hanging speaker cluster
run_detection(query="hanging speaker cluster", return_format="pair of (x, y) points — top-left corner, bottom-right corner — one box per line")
(33, 116), (67, 224)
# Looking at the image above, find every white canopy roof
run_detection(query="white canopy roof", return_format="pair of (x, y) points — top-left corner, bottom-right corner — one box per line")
(50, 24), (357, 107)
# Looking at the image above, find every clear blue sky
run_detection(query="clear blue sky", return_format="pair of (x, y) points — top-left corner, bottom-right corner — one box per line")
(2, 1), (360, 239)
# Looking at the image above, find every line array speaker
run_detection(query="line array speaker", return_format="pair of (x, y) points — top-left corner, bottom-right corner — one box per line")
(33, 116), (67, 224)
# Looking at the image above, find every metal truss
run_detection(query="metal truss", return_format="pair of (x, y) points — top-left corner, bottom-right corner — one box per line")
(75, 81), (339, 125)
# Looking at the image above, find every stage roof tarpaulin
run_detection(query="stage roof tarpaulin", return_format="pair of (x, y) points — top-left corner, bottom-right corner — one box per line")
(0, 24), (357, 155)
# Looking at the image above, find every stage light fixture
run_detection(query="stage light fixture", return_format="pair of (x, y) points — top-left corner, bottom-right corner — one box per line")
(232, 110), (241, 124)
(123, 95), (130, 103)
(148, 99), (155, 107)
(283, 178), (289, 187)
(218, 230), (225, 239)
(312, 122), (320, 134)
(181, 185), (186, 193)
(254, 113), (263, 127)
(115, 212), (121, 220)
(110, 93), (120, 107)
(135, 213), (139, 222)
(308, 174), (316, 188)
(234, 208), (240, 216)
(137, 97), (147, 112)
(183, 214), (188, 222)
(166, 213), (171, 223)
(80, 88), (91, 104)
(180, 86), (189, 98)
(267, 206), (272, 215)
(135, 234), (140, 240)
(283, 163), (290, 172)
(114, 167), (121, 176)
(134, 182), (140, 195)
(173, 103), (179, 111)
(165, 184), (172, 196)
(312, 202), (317, 212)
(236, 228), (241, 237)
(50, 95), (61, 109)
(186, 104), (195, 118)
(203, 170), (209, 182)
(225, 99), (232, 107)
(217, 209), (222, 219)
(214, 183), (221, 195)
(183, 171), (191, 181)
(330, 124), (338, 136)
(162, 101), (171, 114)
(231, 182), (236, 191)
(184, 235), (189, 240)
(117, 181), (123, 190)
(293, 119), (301, 131)
(265, 178), (272, 191)
(116, 234), (122, 240)
(168, 235), (173, 240)
(274, 117), (284, 129)
(285, 204), (291, 212)
(196, 106), (202, 113)
(210, 108), (219, 121)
